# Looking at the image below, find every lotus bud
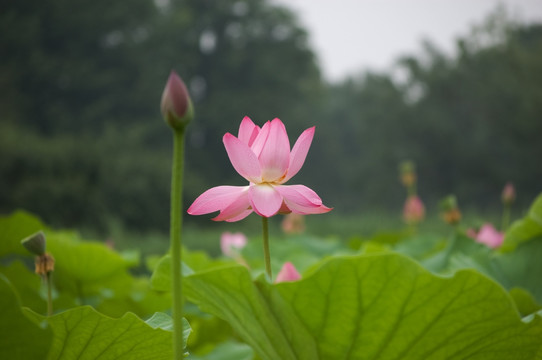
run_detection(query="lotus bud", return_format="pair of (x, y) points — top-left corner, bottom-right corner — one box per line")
(161, 70), (194, 130)
(399, 160), (416, 188)
(281, 213), (306, 234)
(275, 262), (301, 283)
(220, 232), (247, 258)
(501, 182), (516, 206)
(21, 231), (46, 256)
(403, 195), (425, 224)
(440, 195), (461, 225)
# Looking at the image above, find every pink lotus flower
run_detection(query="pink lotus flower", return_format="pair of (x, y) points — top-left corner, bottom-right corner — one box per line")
(187, 117), (332, 221)
(220, 232), (247, 257)
(470, 223), (504, 248)
(403, 195), (425, 224)
(275, 262), (301, 283)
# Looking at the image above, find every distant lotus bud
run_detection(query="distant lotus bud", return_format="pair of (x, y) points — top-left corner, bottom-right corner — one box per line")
(281, 213), (306, 234)
(21, 231), (46, 256)
(465, 228), (477, 239)
(440, 195), (461, 225)
(474, 223), (504, 248)
(403, 195), (425, 224)
(501, 182), (516, 205)
(275, 262), (301, 283)
(220, 232), (247, 258)
(439, 195), (458, 212)
(399, 160), (416, 188)
(161, 70), (193, 130)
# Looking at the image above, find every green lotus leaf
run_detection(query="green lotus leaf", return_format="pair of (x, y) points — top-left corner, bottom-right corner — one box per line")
(0, 210), (47, 257)
(24, 306), (190, 360)
(0, 275), (52, 359)
(501, 193), (542, 252)
(184, 253), (542, 360)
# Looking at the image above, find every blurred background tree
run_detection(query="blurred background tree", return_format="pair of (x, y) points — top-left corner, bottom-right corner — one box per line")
(0, 1), (540, 233)
(0, 0), (323, 232)
(310, 8), (542, 215)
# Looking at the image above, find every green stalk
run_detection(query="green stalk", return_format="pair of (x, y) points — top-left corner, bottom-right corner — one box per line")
(170, 129), (186, 360)
(46, 273), (53, 316)
(501, 203), (511, 232)
(262, 216), (272, 281)
(407, 182), (417, 197)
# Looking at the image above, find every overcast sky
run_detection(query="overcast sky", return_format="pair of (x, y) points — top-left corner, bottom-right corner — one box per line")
(272, 0), (542, 81)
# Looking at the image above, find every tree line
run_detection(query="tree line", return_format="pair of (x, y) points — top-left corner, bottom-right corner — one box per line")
(1, 0), (540, 232)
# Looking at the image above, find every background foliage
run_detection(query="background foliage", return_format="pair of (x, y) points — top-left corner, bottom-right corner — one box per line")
(1, 195), (542, 359)
(1, 0), (541, 233)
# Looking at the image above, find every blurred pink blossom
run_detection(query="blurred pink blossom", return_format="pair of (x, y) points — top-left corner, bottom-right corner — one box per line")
(281, 213), (306, 234)
(470, 223), (504, 248)
(188, 117), (331, 221)
(275, 262), (301, 283)
(220, 232), (247, 257)
(502, 182), (516, 205)
(465, 228), (477, 239)
(403, 195), (425, 224)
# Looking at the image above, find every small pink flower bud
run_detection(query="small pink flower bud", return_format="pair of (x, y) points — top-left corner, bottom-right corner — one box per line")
(501, 182), (516, 205)
(275, 262), (301, 283)
(399, 160), (416, 188)
(465, 228), (477, 239)
(403, 195), (425, 224)
(474, 223), (504, 249)
(281, 213), (306, 234)
(220, 232), (247, 258)
(439, 195), (461, 225)
(161, 70), (193, 130)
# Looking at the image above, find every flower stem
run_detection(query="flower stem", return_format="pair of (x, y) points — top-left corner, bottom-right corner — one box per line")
(262, 216), (272, 281)
(170, 129), (186, 360)
(501, 204), (511, 232)
(46, 273), (53, 316)
(407, 183), (417, 197)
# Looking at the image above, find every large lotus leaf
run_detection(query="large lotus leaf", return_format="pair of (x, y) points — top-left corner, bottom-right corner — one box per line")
(491, 238), (542, 301)
(509, 288), (542, 317)
(23, 306), (190, 360)
(190, 341), (254, 360)
(0, 275), (52, 359)
(146, 312), (191, 342)
(184, 265), (317, 360)
(150, 250), (233, 292)
(47, 232), (130, 282)
(150, 254), (194, 292)
(1, 247), (167, 318)
(0, 210), (47, 257)
(96, 276), (171, 318)
(0, 260), (47, 312)
(45, 232), (135, 299)
(184, 253), (542, 360)
(0, 260), (77, 314)
(501, 193), (542, 252)
(0, 211), (136, 306)
(445, 229), (542, 305)
(420, 232), (491, 273)
(392, 233), (447, 261)
(461, 238), (542, 305)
